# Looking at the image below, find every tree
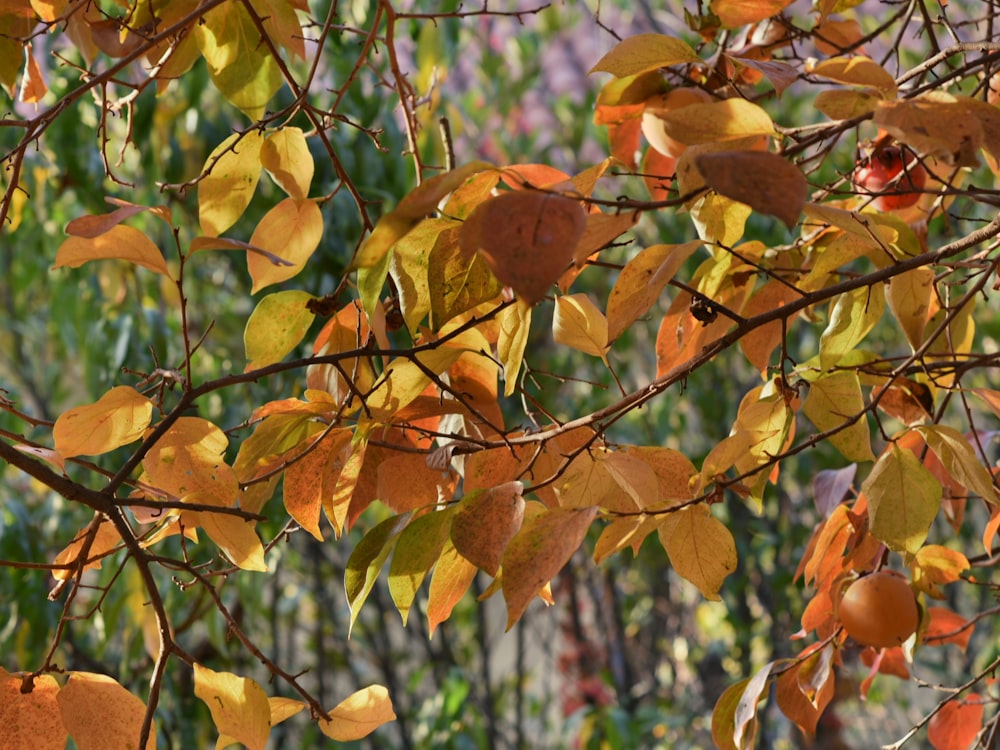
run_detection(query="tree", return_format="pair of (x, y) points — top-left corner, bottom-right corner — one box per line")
(1, 0), (1000, 747)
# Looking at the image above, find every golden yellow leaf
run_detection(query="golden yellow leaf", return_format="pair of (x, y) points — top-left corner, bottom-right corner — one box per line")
(191, 495), (268, 572)
(261, 127), (313, 199)
(247, 198), (323, 293)
(497, 300), (532, 397)
(318, 685), (396, 741)
(427, 539), (478, 636)
(57, 672), (155, 750)
(887, 266), (934, 350)
(54, 225), (170, 277)
(655, 99), (775, 147)
(802, 371), (875, 463)
(52, 517), (122, 581)
(142, 417), (239, 505)
(0, 670), (68, 750)
(589, 33), (700, 77)
(194, 664), (270, 750)
(18, 42), (46, 103)
(268, 696), (305, 726)
(198, 130), (265, 237)
(658, 505), (737, 600)
(814, 89), (881, 120)
(53, 386), (153, 458)
(244, 290), (316, 371)
(809, 55), (897, 98)
(553, 293), (609, 360)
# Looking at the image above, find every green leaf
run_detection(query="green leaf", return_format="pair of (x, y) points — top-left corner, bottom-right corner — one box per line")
(244, 290), (315, 371)
(819, 284), (885, 370)
(195, 2), (282, 119)
(388, 509), (455, 625)
(345, 514), (410, 634)
(802, 371), (874, 463)
(863, 443), (942, 557)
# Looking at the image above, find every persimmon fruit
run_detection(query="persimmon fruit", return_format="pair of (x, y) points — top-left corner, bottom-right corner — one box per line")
(641, 88), (713, 158)
(853, 145), (927, 212)
(838, 570), (919, 648)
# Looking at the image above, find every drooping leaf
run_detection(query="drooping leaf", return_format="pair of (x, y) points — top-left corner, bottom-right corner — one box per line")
(863, 443), (942, 556)
(193, 664), (270, 750)
(428, 224), (503, 328)
(501, 504), (598, 629)
(427, 539), (478, 636)
(916, 424), (999, 504)
(0, 670), (67, 750)
(775, 647), (835, 737)
(451, 482), (526, 576)
(283, 428), (352, 541)
(887, 266), (934, 350)
(390, 218), (456, 333)
(923, 606), (974, 650)
(589, 33), (700, 77)
(54, 225), (170, 277)
(261, 127), (313, 199)
(52, 517), (122, 581)
(734, 661), (777, 749)
(317, 685), (396, 741)
(710, 0), (794, 28)
(244, 290), (315, 371)
(345, 514), (410, 634)
(247, 198), (323, 293)
(658, 505), (737, 600)
(802, 371), (874, 462)
(496, 300), (532, 397)
(53, 386), (153, 458)
(198, 130), (265, 237)
(57, 672), (155, 750)
(459, 190), (587, 305)
(195, 2), (282, 119)
(912, 544), (970, 599)
(694, 151), (807, 229)
(553, 293), (609, 361)
(388, 508), (455, 624)
(927, 695), (983, 750)
(809, 55), (898, 98)
(712, 678), (750, 750)
(819, 284), (885, 370)
(739, 280), (801, 375)
(191, 492), (268, 572)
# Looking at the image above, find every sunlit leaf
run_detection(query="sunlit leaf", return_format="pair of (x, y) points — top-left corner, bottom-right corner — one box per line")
(427, 539), (478, 636)
(317, 685), (396, 741)
(887, 266), (934, 350)
(916, 424), (999, 504)
(346, 514), (409, 634)
(57, 672), (155, 750)
(247, 198), (323, 293)
(809, 55), (898, 98)
(655, 99), (775, 147)
(819, 284), (885, 370)
(496, 300), (532, 397)
(710, 0), (794, 28)
(54, 225), (170, 277)
(0, 670), (67, 750)
(928, 695), (983, 750)
(589, 34), (700, 77)
(261, 127), (313, 199)
(53, 386), (153, 458)
(198, 130), (265, 237)
(388, 508), (455, 624)
(244, 290), (315, 371)
(52, 518), (122, 581)
(802, 371), (874, 462)
(193, 664), (270, 750)
(658, 505), (737, 600)
(191, 493), (268, 572)
(283, 428), (352, 541)
(553, 293), (609, 361)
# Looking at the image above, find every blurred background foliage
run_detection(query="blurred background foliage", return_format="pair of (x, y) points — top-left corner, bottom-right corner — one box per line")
(1, 1), (998, 748)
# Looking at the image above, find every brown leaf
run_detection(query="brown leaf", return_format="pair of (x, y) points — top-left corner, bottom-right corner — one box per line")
(451, 482), (526, 576)
(459, 191), (587, 305)
(694, 151), (807, 228)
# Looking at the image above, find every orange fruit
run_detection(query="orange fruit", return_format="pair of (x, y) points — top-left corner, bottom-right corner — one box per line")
(853, 145), (927, 212)
(838, 570), (919, 648)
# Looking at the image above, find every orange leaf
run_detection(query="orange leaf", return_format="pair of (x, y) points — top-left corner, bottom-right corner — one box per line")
(928, 695), (983, 750)
(54, 225), (170, 277)
(18, 41), (46, 103)
(694, 151), (807, 228)
(318, 685), (395, 742)
(501, 504), (598, 629)
(459, 190), (587, 305)
(247, 198), (323, 293)
(427, 539), (478, 636)
(710, 0), (794, 28)
(52, 518), (123, 581)
(451, 482), (526, 576)
(0, 670), (67, 750)
(589, 34), (700, 77)
(53, 386), (153, 458)
(57, 672), (155, 750)
(283, 429), (352, 541)
(923, 606), (974, 650)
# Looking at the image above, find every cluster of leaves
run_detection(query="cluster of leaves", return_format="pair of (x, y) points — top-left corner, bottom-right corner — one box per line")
(3, 0), (1000, 747)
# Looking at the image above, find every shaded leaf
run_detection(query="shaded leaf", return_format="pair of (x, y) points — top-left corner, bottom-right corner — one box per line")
(346, 514), (409, 634)
(712, 678), (749, 750)
(916, 424), (999, 504)
(388, 508), (455, 624)
(802, 371), (874, 462)
(694, 151), (807, 229)
(863, 443), (942, 556)
(501, 505), (598, 629)
(710, 0), (794, 28)
(734, 661), (776, 748)
(283, 428), (352, 541)
(428, 225), (503, 327)
(809, 55), (898, 98)
(427, 539), (478, 636)
(451, 482), (526, 576)
(775, 647), (835, 737)
(52, 518), (122, 581)
(887, 266), (934, 350)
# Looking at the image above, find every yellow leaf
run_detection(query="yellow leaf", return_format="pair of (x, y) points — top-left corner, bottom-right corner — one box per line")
(318, 685), (396, 741)
(428, 224), (503, 328)
(658, 505), (737, 600)
(57, 673), (156, 750)
(553, 293), (609, 360)
(622, 445), (697, 505)
(53, 386), (153, 458)
(863, 443), (942, 556)
(0, 670), (68, 750)
(268, 696), (305, 726)
(261, 127), (313, 199)
(451, 482), (525, 576)
(887, 266), (934, 350)
(250, 0), (306, 60)
(248, 198), (323, 293)
(655, 99), (775, 147)
(198, 130), (265, 237)
(874, 93), (984, 167)
(193, 664), (271, 750)
(244, 290), (316, 371)
(802, 371), (875, 463)
(52, 517), (122, 581)
(497, 300), (532, 397)
(390, 218), (454, 333)
(346, 515), (409, 634)
(365, 348), (465, 422)
(710, 0), (794, 28)
(194, 2), (281, 119)
(142, 417), (239, 505)
(818, 284), (885, 370)
(600, 451), (661, 510)
(589, 33), (701, 77)
(809, 55), (898, 98)
(192, 496), (268, 571)
(916, 424), (999, 505)
(694, 151), (807, 229)
(606, 241), (701, 342)
(54, 225), (170, 277)
(814, 89), (881, 120)
(501, 505), (598, 629)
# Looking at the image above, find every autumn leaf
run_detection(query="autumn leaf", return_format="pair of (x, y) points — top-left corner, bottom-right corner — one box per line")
(694, 151), (807, 229)
(247, 198), (323, 293)
(142, 417), (239, 506)
(346, 514), (410, 634)
(54, 225), (171, 277)
(0, 670), (68, 750)
(916, 424), (999, 504)
(802, 370), (874, 463)
(198, 130), (265, 237)
(427, 539), (478, 636)
(658, 505), (737, 600)
(451, 482), (526, 576)
(501, 504), (598, 629)
(244, 290), (315, 371)
(282, 428), (352, 541)
(589, 34), (701, 77)
(809, 55), (898, 98)
(52, 518), (122, 581)
(194, 664), (270, 750)
(388, 508), (455, 624)
(819, 284), (885, 370)
(53, 386), (153, 458)
(317, 684), (396, 741)
(887, 266), (934, 350)
(710, 0), (794, 28)
(261, 127), (313, 199)
(775, 646), (835, 737)
(863, 443), (942, 557)
(928, 695), (983, 750)
(654, 99), (775, 147)
(57, 672), (155, 750)
(553, 293), (609, 361)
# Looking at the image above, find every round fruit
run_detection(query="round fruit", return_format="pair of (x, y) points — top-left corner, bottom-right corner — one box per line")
(853, 145), (927, 211)
(641, 88), (713, 158)
(838, 570), (919, 648)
